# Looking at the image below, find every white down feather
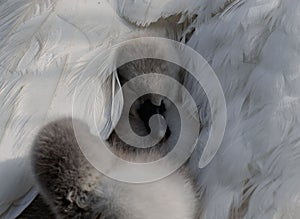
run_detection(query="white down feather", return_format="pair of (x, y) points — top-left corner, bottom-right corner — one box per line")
(1, 0), (300, 218)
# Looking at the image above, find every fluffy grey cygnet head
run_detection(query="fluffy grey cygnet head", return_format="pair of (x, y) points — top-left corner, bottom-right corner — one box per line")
(30, 118), (199, 219)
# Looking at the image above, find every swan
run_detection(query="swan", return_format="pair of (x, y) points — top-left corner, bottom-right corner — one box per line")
(1, 0), (300, 218)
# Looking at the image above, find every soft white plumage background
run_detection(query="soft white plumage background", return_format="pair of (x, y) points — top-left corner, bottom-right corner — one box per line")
(1, 0), (300, 218)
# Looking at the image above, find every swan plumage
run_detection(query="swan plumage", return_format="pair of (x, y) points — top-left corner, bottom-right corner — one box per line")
(1, 0), (300, 218)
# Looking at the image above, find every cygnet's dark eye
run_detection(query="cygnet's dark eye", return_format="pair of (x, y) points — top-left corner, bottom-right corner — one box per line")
(137, 99), (171, 139)
(137, 99), (165, 132)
